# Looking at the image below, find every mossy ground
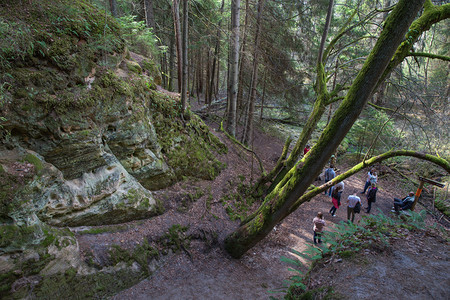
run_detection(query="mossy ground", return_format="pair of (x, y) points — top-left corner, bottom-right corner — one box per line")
(221, 175), (258, 222)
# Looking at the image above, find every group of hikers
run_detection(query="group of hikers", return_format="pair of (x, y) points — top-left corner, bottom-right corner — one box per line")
(312, 165), (416, 245)
(323, 164), (377, 222)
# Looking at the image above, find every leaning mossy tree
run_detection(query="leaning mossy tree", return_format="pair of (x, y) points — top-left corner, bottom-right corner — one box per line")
(224, 0), (450, 258)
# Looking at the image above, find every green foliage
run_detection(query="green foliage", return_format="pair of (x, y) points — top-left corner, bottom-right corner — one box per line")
(118, 15), (160, 58)
(345, 106), (399, 156)
(0, 0), (124, 72)
(435, 198), (450, 217)
(221, 176), (257, 222)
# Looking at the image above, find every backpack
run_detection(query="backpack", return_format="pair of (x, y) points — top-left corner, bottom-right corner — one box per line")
(354, 202), (361, 213)
(325, 168), (333, 181)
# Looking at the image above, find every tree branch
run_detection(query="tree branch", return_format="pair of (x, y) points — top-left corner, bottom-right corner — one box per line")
(407, 52), (450, 61)
(380, 0), (450, 84)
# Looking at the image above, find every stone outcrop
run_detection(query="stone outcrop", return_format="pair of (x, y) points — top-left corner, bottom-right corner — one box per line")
(0, 0), (226, 296)
(0, 1), (225, 229)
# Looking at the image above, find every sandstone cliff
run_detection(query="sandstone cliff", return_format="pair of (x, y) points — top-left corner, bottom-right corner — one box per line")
(0, 1), (225, 295)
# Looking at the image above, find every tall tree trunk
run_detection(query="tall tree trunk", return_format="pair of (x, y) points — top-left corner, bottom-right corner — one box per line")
(326, 59), (339, 126)
(143, 0), (156, 29)
(224, 0), (426, 258)
(197, 49), (203, 102)
(209, 28), (220, 104)
(190, 52), (196, 97)
(226, 0), (241, 137)
(181, 0), (189, 111)
(317, 0), (334, 65)
(205, 50), (211, 104)
(172, 0), (182, 93)
(373, 0), (391, 106)
(168, 38), (175, 92)
(215, 0), (225, 99)
(109, 0), (117, 17)
(243, 0), (265, 145)
(161, 52), (167, 88)
(260, 71), (267, 121)
(237, 0), (250, 112)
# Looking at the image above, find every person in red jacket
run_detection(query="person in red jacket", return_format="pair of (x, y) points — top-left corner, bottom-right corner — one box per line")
(304, 144), (311, 155)
(329, 184), (343, 217)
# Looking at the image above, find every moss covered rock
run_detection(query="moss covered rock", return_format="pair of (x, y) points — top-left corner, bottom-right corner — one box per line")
(125, 60), (142, 74)
(0, 1), (227, 296)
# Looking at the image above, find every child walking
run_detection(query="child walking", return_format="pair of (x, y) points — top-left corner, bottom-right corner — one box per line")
(313, 212), (326, 244)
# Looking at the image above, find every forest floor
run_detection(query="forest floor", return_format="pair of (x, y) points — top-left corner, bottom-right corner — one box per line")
(76, 101), (450, 299)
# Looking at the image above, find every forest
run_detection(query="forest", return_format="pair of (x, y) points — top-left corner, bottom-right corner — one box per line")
(0, 0), (449, 298)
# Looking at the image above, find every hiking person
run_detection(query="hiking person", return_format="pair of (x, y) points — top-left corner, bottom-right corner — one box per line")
(332, 180), (345, 195)
(329, 184), (343, 217)
(324, 164), (336, 196)
(304, 144), (311, 155)
(365, 182), (378, 213)
(361, 168), (376, 194)
(313, 212), (326, 244)
(347, 191), (361, 223)
(392, 192), (415, 215)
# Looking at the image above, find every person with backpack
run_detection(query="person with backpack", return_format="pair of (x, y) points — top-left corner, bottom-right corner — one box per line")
(347, 191), (361, 223)
(365, 182), (378, 213)
(361, 168), (376, 194)
(324, 164), (336, 196)
(329, 184), (343, 217)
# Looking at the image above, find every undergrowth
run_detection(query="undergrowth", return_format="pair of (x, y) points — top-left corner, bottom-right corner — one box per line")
(272, 210), (429, 299)
(221, 175), (258, 221)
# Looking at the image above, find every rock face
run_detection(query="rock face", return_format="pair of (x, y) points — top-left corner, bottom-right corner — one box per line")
(0, 1), (225, 229)
(0, 0), (226, 296)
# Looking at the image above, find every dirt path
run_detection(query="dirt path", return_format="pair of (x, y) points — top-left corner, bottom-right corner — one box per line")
(76, 110), (449, 299)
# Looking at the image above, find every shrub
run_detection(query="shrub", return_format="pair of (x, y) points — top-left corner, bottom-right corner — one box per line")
(118, 15), (160, 59)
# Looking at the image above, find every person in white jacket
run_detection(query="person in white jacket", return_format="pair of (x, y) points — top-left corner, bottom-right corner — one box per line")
(347, 192), (361, 223)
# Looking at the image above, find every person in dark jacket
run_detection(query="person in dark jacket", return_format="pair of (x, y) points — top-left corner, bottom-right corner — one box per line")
(324, 165), (336, 196)
(392, 192), (415, 215)
(365, 183), (377, 213)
